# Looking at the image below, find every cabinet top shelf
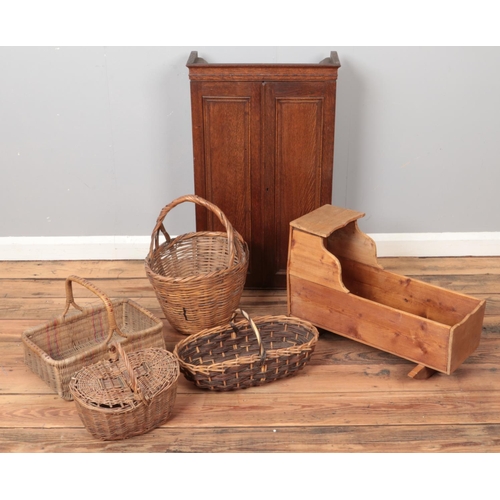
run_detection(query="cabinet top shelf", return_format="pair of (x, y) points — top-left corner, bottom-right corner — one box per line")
(186, 51), (341, 82)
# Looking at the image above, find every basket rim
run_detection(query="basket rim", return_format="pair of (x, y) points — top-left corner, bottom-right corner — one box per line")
(21, 298), (164, 367)
(148, 194), (244, 268)
(73, 380), (178, 417)
(173, 314), (319, 374)
(23, 298), (162, 333)
(145, 231), (249, 284)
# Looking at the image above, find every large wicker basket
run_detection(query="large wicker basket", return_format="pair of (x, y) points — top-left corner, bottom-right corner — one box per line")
(173, 309), (319, 391)
(70, 342), (179, 441)
(145, 194), (249, 335)
(22, 275), (165, 400)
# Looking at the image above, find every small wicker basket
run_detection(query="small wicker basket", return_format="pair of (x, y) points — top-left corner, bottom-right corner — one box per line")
(145, 194), (249, 335)
(22, 275), (165, 400)
(173, 309), (319, 391)
(70, 342), (179, 441)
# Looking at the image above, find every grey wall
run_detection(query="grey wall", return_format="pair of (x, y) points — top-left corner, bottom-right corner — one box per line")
(1, 46), (500, 238)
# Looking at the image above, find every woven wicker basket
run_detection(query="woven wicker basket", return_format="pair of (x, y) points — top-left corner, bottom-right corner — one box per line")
(173, 309), (319, 391)
(145, 194), (249, 335)
(22, 275), (165, 400)
(70, 342), (179, 441)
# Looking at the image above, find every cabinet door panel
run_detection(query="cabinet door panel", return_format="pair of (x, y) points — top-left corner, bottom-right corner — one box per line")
(190, 81), (262, 286)
(263, 82), (336, 288)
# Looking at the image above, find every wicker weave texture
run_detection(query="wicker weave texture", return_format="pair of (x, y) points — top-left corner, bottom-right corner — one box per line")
(22, 276), (165, 400)
(173, 309), (319, 391)
(70, 343), (179, 441)
(145, 195), (249, 335)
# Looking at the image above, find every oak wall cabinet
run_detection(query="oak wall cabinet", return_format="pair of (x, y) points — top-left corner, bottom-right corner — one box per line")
(186, 51), (341, 288)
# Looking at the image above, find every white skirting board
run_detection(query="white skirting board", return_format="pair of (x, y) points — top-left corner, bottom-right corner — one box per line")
(0, 236), (152, 261)
(372, 232), (500, 257)
(1, 233), (500, 260)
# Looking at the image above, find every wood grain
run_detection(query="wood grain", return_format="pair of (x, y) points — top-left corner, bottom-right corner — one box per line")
(287, 216), (486, 376)
(1, 258), (500, 452)
(2, 424), (499, 453)
(188, 54), (339, 288)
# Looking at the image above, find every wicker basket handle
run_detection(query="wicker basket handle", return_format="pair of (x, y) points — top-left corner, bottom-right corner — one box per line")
(148, 194), (236, 268)
(230, 309), (266, 362)
(110, 342), (150, 406)
(63, 275), (127, 343)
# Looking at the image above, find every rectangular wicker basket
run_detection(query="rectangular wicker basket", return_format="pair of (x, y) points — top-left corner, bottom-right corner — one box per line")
(22, 275), (166, 400)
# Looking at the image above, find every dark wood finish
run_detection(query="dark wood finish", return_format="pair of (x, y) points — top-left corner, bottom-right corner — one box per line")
(187, 51), (341, 288)
(2, 257), (500, 453)
(189, 80), (262, 283)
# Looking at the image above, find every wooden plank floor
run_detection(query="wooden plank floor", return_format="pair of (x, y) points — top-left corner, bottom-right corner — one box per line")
(1, 257), (500, 453)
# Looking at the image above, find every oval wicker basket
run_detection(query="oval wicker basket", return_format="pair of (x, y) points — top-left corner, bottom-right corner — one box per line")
(173, 309), (319, 391)
(145, 194), (249, 335)
(70, 342), (179, 441)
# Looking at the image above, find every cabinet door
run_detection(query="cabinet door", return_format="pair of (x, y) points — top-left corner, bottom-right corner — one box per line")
(262, 81), (337, 288)
(189, 81), (263, 287)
